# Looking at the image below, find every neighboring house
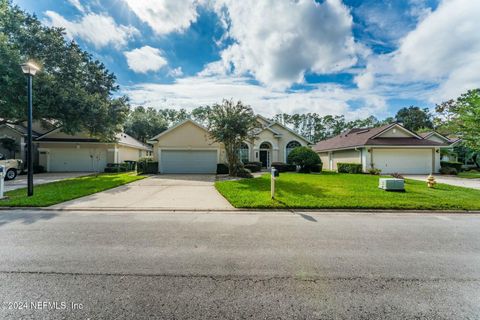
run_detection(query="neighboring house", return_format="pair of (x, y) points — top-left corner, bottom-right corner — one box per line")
(0, 121), (55, 163)
(35, 128), (152, 172)
(147, 116), (311, 174)
(313, 123), (449, 174)
(420, 131), (460, 162)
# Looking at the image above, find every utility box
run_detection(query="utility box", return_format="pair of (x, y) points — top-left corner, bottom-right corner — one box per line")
(379, 178), (405, 191)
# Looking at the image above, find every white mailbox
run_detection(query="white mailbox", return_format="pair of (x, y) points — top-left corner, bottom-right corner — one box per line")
(0, 165), (5, 199)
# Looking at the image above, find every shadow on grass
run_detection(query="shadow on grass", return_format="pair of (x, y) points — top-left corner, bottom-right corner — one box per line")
(0, 211), (57, 227)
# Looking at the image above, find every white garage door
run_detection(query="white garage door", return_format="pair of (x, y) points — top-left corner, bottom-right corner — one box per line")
(49, 148), (107, 172)
(373, 148), (432, 174)
(160, 150), (217, 174)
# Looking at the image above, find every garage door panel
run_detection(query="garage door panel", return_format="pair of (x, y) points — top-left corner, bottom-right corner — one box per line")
(161, 150), (217, 174)
(373, 149), (432, 174)
(49, 148), (107, 172)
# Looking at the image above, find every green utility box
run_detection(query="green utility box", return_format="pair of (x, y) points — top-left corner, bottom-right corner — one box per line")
(378, 178), (405, 191)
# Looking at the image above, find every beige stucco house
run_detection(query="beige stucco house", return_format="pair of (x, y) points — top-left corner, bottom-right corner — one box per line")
(313, 123), (450, 174)
(147, 116), (311, 174)
(35, 128), (152, 172)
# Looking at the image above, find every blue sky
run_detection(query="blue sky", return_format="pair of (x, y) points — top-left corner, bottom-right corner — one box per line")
(14, 0), (479, 119)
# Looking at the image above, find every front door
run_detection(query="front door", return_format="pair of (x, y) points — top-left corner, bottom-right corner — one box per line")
(260, 150), (269, 167)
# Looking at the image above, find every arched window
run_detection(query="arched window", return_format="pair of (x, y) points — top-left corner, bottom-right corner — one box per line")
(260, 142), (271, 149)
(286, 140), (301, 160)
(238, 142), (249, 164)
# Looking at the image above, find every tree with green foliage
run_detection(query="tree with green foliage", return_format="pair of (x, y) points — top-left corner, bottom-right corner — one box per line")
(436, 89), (480, 152)
(206, 99), (259, 177)
(0, 0), (128, 139)
(0, 137), (19, 158)
(395, 106), (433, 132)
(124, 106), (169, 142)
(287, 146), (321, 173)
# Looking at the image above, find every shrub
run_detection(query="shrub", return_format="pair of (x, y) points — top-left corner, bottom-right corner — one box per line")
(236, 167), (253, 178)
(33, 165), (45, 174)
(104, 163), (128, 173)
(137, 160), (158, 174)
(337, 163), (362, 174)
(440, 161), (463, 172)
(391, 172), (404, 179)
(217, 163), (229, 174)
(368, 168), (382, 175)
(287, 146), (321, 173)
(440, 167), (458, 175)
(308, 163), (322, 173)
(271, 162), (297, 172)
(244, 161), (262, 172)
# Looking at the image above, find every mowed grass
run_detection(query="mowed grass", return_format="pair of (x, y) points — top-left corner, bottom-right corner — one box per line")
(0, 172), (145, 207)
(458, 170), (480, 179)
(215, 172), (480, 210)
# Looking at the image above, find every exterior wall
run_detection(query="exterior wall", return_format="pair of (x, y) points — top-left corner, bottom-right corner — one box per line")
(269, 124), (308, 163)
(153, 121), (225, 172)
(425, 135), (447, 144)
(251, 129), (280, 165)
(331, 149), (362, 170)
(377, 127), (413, 138)
(318, 152), (329, 169)
(36, 142), (112, 172)
(117, 145), (144, 162)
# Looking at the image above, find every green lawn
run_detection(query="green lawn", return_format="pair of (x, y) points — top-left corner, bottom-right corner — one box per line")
(0, 172), (145, 207)
(215, 172), (480, 211)
(458, 170), (480, 179)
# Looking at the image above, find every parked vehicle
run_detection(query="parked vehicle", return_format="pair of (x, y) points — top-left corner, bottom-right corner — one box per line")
(0, 153), (23, 180)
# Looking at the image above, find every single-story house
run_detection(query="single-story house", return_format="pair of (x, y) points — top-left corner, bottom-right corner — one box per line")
(313, 123), (450, 174)
(420, 131), (461, 162)
(35, 128), (152, 172)
(147, 116), (312, 174)
(0, 120), (55, 163)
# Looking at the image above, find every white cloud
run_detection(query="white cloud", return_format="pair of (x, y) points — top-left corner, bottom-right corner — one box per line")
(207, 0), (358, 89)
(122, 75), (387, 120)
(359, 0), (480, 103)
(123, 0), (201, 35)
(124, 46), (168, 73)
(168, 67), (184, 78)
(67, 0), (85, 13)
(44, 11), (138, 48)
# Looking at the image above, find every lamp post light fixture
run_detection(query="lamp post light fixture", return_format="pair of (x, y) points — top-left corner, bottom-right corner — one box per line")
(21, 61), (40, 197)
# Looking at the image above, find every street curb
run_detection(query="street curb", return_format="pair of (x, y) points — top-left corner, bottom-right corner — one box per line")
(1, 206), (480, 214)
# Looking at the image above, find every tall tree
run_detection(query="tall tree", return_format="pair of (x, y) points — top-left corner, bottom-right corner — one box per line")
(395, 106), (433, 132)
(0, 0), (128, 139)
(206, 100), (259, 176)
(436, 89), (480, 153)
(124, 106), (169, 143)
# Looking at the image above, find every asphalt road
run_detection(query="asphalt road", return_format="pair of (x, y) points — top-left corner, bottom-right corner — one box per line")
(0, 209), (479, 319)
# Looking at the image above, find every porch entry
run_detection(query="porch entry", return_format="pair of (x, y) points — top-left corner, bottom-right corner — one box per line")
(259, 142), (271, 168)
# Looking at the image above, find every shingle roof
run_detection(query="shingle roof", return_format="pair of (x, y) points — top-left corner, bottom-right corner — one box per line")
(313, 123), (447, 152)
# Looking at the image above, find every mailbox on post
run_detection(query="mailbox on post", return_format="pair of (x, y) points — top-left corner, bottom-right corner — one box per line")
(0, 165), (5, 199)
(271, 167), (279, 199)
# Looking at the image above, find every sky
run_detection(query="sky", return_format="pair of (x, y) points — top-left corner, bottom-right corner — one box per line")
(13, 0), (480, 120)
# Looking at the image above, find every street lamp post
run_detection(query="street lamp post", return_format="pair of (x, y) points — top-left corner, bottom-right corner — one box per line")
(21, 61), (40, 197)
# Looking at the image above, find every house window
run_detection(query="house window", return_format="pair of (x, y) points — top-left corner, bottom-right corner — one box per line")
(286, 140), (301, 160)
(239, 142), (249, 164)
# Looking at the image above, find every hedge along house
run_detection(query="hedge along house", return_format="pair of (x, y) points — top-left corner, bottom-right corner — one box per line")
(35, 128), (152, 172)
(313, 123), (449, 174)
(147, 116), (312, 174)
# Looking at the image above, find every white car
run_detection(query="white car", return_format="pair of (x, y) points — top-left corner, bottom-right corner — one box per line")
(0, 153), (23, 180)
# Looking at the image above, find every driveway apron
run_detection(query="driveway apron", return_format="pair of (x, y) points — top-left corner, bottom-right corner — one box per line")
(51, 175), (234, 210)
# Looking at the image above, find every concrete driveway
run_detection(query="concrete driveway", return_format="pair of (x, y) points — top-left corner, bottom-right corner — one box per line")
(4, 172), (91, 192)
(404, 175), (480, 190)
(52, 174), (234, 210)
